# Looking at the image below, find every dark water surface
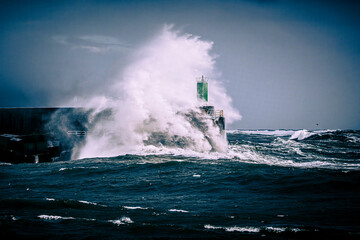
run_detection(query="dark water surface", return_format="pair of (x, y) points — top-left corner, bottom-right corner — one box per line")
(1, 129), (360, 239)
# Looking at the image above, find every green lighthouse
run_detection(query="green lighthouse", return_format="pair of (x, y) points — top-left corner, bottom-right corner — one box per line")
(196, 75), (225, 133)
(197, 75), (208, 102)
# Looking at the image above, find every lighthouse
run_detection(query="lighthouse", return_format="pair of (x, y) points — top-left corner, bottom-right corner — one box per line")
(197, 76), (225, 132)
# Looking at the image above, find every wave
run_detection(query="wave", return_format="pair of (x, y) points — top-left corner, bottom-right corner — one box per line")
(204, 224), (304, 233)
(108, 217), (134, 225)
(59, 166), (99, 172)
(230, 129), (360, 144)
(288, 129), (360, 143)
(78, 139), (359, 171)
(168, 209), (189, 213)
(230, 129), (345, 139)
(44, 198), (107, 208)
(71, 128), (360, 171)
(123, 206), (148, 210)
(289, 129), (315, 140)
(289, 129), (337, 141)
(228, 134), (360, 170)
(229, 129), (296, 136)
(78, 200), (103, 206)
(38, 215), (75, 221)
(62, 25), (240, 159)
(0, 162), (12, 166)
(38, 214), (97, 222)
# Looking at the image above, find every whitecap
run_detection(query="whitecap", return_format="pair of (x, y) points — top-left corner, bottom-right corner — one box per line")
(108, 216), (134, 225)
(232, 130), (296, 136)
(289, 129), (337, 141)
(78, 200), (98, 205)
(204, 224), (223, 230)
(168, 209), (189, 213)
(265, 227), (286, 232)
(347, 136), (360, 143)
(204, 224), (309, 234)
(289, 130), (314, 140)
(123, 206), (148, 210)
(0, 162), (12, 165)
(225, 226), (260, 232)
(38, 215), (75, 220)
(59, 166), (98, 172)
(78, 200), (107, 207)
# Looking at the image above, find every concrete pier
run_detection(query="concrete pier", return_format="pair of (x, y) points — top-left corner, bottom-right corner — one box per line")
(0, 108), (87, 164)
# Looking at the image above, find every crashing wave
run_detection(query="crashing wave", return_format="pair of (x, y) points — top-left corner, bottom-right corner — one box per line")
(61, 25), (240, 159)
(289, 129), (315, 140)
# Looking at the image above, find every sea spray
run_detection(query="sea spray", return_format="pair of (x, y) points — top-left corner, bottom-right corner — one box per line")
(70, 25), (240, 158)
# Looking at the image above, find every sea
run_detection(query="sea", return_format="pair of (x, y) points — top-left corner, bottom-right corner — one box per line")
(1, 129), (360, 239)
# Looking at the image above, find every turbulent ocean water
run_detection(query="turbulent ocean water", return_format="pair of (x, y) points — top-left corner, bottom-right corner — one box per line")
(1, 129), (360, 239)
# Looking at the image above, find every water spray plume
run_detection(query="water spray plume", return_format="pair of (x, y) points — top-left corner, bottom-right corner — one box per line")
(72, 25), (241, 159)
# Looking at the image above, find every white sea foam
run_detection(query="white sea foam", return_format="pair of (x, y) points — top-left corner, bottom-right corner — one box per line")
(205, 224), (306, 233)
(0, 162), (12, 165)
(38, 215), (75, 220)
(38, 214), (96, 222)
(289, 129), (314, 140)
(204, 225), (260, 232)
(71, 125), (359, 171)
(231, 130), (296, 136)
(347, 136), (360, 143)
(59, 166), (98, 171)
(226, 226), (261, 232)
(229, 129), (339, 140)
(289, 129), (337, 141)
(204, 224), (223, 230)
(265, 227), (286, 232)
(46, 198), (105, 207)
(168, 209), (189, 213)
(108, 140), (351, 170)
(91, 135), (360, 170)
(109, 216), (134, 225)
(226, 140), (360, 170)
(71, 25), (240, 159)
(78, 200), (98, 206)
(123, 206), (148, 210)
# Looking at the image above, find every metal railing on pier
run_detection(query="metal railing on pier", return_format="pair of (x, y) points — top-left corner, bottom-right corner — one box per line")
(215, 110), (224, 118)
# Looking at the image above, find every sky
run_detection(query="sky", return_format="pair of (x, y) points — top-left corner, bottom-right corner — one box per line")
(0, 0), (359, 130)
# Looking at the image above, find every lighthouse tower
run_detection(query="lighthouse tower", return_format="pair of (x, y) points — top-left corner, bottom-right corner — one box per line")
(197, 75), (208, 102)
(196, 76), (225, 132)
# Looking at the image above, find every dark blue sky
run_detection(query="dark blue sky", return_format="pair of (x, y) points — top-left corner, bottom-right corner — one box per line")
(0, 0), (359, 129)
